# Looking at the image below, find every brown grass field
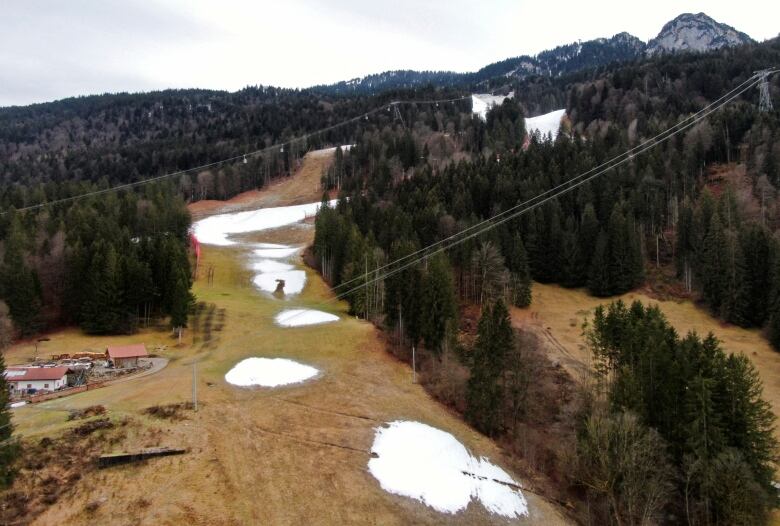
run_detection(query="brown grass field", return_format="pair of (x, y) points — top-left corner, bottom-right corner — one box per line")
(6, 150), (569, 525)
(513, 282), (780, 443)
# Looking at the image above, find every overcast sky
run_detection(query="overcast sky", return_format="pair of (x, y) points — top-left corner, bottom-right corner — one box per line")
(2, 0), (778, 107)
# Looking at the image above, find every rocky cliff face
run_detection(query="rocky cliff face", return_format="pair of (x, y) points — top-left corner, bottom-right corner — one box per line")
(646, 12), (754, 56)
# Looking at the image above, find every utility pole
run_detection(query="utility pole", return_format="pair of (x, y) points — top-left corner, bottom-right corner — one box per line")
(399, 303), (404, 348)
(392, 103), (406, 129)
(757, 69), (774, 113)
(192, 362), (198, 412)
(412, 345), (416, 384)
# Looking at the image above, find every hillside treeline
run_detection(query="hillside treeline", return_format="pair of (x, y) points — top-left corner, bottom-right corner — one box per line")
(0, 182), (193, 336)
(316, 38), (780, 347)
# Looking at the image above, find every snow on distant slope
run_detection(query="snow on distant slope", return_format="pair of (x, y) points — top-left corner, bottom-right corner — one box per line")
(525, 109), (566, 140)
(471, 92), (514, 121)
(310, 144), (354, 156)
(368, 420), (528, 517)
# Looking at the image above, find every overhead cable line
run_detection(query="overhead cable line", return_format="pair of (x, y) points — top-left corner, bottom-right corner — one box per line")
(0, 95), (471, 216)
(329, 70), (774, 294)
(317, 73), (770, 310)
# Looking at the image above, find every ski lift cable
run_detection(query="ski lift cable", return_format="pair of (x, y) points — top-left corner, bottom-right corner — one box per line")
(320, 74), (765, 310)
(328, 71), (772, 294)
(0, 95), (471, 215)
(213, 71), (766, 332)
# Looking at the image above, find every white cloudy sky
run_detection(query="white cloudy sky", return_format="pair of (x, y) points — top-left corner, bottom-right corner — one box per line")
(1, 0), (777, 106)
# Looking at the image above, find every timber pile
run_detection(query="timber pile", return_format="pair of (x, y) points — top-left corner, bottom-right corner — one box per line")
(98, 447), (187, 468)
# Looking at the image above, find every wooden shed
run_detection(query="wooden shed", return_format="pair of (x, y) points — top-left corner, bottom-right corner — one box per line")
(106, 344), (148, 369)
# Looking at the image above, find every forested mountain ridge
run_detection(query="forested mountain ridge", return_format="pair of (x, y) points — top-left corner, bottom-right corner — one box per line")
(313, 12), (753, 95)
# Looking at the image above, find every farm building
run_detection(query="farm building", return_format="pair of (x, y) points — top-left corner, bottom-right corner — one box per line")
(5, 367), (70, 393)
(106, 344), (148, 369)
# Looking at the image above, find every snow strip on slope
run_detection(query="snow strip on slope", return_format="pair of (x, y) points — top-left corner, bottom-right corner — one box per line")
(225, 357), (318, 387)
(192, 200), (337, 246)
(310, 145), (354, 156)
(251, 259), (295, 273)
(254, 245), (301, 259)
(252, 270), (306, 295)
(275, 309), (339, 327)
(368, 421), (528, 518)
(525, 109), (566, 141)
(471, 92), (515, 121)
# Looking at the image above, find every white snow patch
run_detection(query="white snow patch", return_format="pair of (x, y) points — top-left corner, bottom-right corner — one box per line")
(9, 401), (26, 409)
(368, 421), (528, 518)
(225, 357), (318, 387)
(253, 246), (301, 259)
(310, 145), (354, 156)
(251, 259), (295, 273)
(253, 270), (306, 295)
(275, 309), (339, 327)
(525, 109), (566, 141)
(471, 92), (514, 121)
(192, 200), (337, 246)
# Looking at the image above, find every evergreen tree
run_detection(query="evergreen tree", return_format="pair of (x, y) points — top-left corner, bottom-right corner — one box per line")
(80, 243), (125, 334)
(737, 225), (774, 327)
(0, 336), (19, 487)
(588, 231), (611, 296)
(700, 211), (729, 313)
(466, 299), (513, 437)
(420, 254), (457, 354)
(507, 233), (532, 307)
(170, 269), (194, 340)
(0, 220), (42, 336)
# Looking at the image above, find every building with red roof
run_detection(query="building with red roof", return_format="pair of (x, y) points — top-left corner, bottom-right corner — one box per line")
(5, 366), (70, 393)
(105, 344), (148, 369)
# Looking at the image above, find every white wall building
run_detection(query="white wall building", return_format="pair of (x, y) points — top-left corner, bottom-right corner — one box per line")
(5, 366), (69, 393)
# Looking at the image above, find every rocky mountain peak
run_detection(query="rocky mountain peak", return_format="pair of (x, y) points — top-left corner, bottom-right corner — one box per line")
(646, 12), (753, 56)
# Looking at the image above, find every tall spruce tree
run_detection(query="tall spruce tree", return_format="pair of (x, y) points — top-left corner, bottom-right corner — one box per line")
(507, 233), (532, 307)
(588, 231), (611, 297)
(0, 330), (19, 487)
(420, 254), (457, 354)
(466, 299), (513, 437)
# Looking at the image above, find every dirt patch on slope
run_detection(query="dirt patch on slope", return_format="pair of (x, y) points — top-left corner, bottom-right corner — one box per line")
(188, 148), (338, 219)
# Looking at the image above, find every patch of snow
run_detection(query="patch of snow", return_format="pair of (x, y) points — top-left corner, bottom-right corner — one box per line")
(310, 145), (354, 156)
(471, 92), (514, 121)
(525, 109), (566, 141)
(192, 200), (337, 246)
(253, 246), (301, 259)
(275, 309), (339, 327)
(9, 401), (26, 409)
(252, 270), (306, 295)
(225, 357), (319, 387)
(251, 259), (295, 273)
(368, 421), (528, 518)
